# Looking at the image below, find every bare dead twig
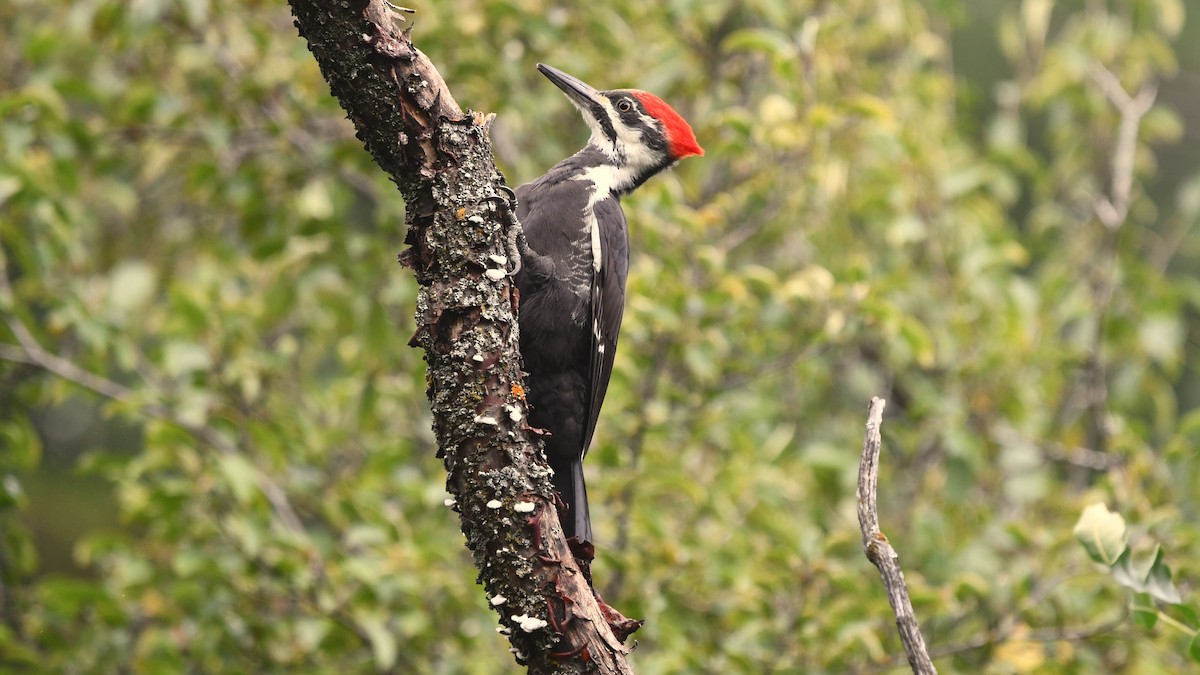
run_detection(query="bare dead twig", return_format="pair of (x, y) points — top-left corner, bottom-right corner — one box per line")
(856, 397), (937, 675)
(930, 616), (1127, 662)
(991, 425), (1125, 472)
(1088, 64), (1157, 231)
(1054, 65), (1159, 460)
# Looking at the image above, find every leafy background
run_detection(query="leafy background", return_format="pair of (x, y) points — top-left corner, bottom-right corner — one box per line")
(2, 0), (1199, 672)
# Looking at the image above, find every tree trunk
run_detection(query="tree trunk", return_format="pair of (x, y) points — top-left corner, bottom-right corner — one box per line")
(287, 1), (635, 672)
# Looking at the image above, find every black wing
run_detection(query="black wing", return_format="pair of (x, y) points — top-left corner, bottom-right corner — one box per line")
(581, 196), (629, 457)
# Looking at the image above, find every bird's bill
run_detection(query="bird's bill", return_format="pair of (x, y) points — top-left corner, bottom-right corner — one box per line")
(537, 64), (606, 112)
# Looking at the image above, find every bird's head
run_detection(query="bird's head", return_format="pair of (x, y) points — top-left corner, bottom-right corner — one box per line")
(538, 63), (703, 192)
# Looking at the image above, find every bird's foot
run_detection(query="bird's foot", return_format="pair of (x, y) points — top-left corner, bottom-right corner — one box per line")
(479, 186), (525, 277)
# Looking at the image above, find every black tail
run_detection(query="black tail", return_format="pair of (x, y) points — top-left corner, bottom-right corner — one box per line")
(552, 460), (593, 545)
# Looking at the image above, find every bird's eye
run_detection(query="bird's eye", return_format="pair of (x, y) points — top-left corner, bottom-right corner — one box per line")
(617, 99), (632, 112)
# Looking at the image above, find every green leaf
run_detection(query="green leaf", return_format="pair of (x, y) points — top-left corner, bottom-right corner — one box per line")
(1138, 315), (1184, 365)
(1173, 604), (1199, 626)
(1112, 547), (1147, 593)
(107, 259), (158, 317)
(0, 176), (21, 207)
(0, 625), (39, 668)
(1073, 503), (1126, 566)
(217, 454), (258, 505)
(163, 341), (213, 377)
(294, 180), (333, 220)
(1021, 0), (1053, 48)
(358, 613), (398, 671)
(1131, 593), (1159, 630)
(0, 474), (24, 509)
(36, 578), (111, 616)
(0, 419), (40, 471)
(1177, 173), (1200, 219)
(1145, 546), (1182, 605)
(898, 315), (936, 368)
(1190, 631), (1200, 663)
(721, 28), (792, 58)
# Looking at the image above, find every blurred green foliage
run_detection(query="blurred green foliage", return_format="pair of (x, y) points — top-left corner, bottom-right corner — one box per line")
(2, 0), (1199, 672)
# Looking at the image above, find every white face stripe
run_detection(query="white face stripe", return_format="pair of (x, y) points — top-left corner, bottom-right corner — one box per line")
(583, 96), (621, 161)
(612, 108), (661, 172)
(576, 95), (663, 175)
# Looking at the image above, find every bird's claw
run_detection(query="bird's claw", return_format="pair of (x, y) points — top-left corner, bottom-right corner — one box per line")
(481, 186), (524, 277)
(481, 186), (518, 214)
(505, 225), (527, 277)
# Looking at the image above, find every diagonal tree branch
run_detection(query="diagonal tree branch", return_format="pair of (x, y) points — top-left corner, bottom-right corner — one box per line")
(0, 247), (311, 544)
(1061, 65), (1159, 457)
(286, 1), (634, 671)
(856, 397), (937, 674)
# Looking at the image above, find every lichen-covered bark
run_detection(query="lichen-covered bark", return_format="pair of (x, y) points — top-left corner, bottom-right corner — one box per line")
(288, 1), (633, 672)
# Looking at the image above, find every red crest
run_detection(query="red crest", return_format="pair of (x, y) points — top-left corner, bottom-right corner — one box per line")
(630, 91), (704, 159)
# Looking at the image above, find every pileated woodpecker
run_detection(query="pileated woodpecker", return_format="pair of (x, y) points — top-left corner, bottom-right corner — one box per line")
(514, 64), (703, 546)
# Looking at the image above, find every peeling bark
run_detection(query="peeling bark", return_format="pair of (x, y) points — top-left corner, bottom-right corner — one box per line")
(288, 1), (634, 672)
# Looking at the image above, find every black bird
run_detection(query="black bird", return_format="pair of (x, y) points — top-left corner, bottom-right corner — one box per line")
(514, 64), (703, 544)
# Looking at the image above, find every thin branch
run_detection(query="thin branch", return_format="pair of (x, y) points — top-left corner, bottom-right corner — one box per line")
(0, 289), (135, 405)
(0, 334), (309, 536)
(992, 425), (1125, 471)
(1054, 65), (1159, 460)
(1088, 63), (1157, 230)
(926, 616), (1127, 663)
(856, 397), (937, 675)
(1041, 440), (1125, 471)
(0, 343), (34, 366)
(861, 613), (1127, 673)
